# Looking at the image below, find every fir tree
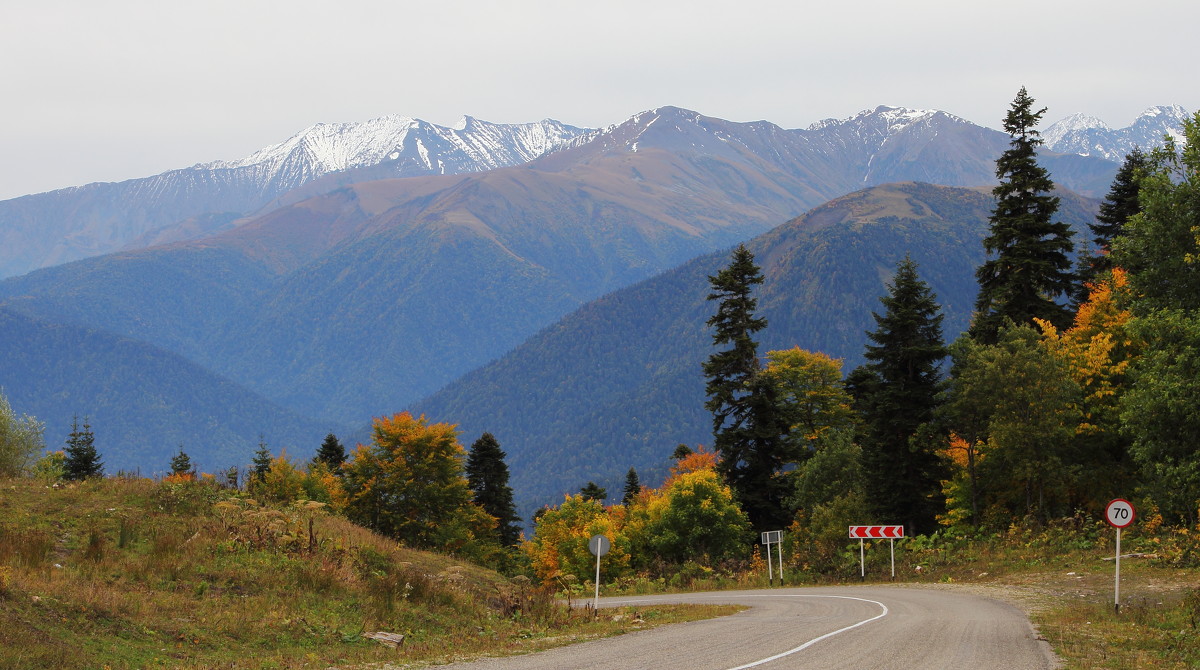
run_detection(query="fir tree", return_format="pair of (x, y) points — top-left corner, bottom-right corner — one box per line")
(63, 415), (102, 480)
(251, 436), (272, 484)
(464, 432), (522, 547)
(621, 467), (641, 506)
(854, 257), (947, 534)
(1075, 148), (1148, 302)
(169, 447), (195, 477)
(579, 481), (607, 502)
(703, 244), (790, 531)
(1092, 148), (1147, 268)
(971, 87), (1075, 344)
(313, 432), (346, 473)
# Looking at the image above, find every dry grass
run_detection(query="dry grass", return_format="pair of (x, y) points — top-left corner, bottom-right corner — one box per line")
(0, 477), (733, 669)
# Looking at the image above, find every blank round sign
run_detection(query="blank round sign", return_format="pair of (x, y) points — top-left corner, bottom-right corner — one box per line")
(588, 534), (611, 556)
(1105, 499), (1135, 529)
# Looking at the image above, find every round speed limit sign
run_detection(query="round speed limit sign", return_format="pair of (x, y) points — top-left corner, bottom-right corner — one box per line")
(1105, 498), (1135, 529)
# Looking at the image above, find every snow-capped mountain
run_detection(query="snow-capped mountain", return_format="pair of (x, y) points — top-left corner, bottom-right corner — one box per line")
(0, 115), (592, 279)
(197, 114), (592, 194)
(1044, 105), (1189, 161)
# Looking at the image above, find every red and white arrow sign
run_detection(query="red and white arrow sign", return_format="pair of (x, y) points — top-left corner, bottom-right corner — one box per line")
(848, 525), (904, 539)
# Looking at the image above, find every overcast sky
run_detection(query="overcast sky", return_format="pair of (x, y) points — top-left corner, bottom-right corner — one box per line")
(2, 0), (1196, 201)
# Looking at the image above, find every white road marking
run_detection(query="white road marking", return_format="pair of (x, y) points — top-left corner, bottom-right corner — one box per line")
(724, 595), (889, 669)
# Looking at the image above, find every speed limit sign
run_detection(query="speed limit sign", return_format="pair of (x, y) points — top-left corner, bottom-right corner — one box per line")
(1105, 499), (1135, 529)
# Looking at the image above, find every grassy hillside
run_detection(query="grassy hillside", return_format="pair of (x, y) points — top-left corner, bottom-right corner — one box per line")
(0, 476), (726, 669)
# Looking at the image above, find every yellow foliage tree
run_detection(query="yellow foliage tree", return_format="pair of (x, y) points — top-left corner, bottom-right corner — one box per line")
(341, 413), (496, 557)
(524, 494), (629, 584)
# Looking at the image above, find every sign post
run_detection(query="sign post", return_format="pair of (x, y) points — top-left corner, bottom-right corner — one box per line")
(1104, 499), (1135, 613)
(588, 534), (611, 614)
(849, 525), (904, 579)
(761, 530), (783, 586)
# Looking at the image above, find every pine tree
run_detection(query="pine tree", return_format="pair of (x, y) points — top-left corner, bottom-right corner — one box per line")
(971, 87), (1075, 344)
(854, 257), (947, 534)
(313, 432), (346, 473)
(621, 467), (641, 506)
(703, 244), (790, 531)
(63, 415), (102, 480)
(579, 481), (607, 502)
(465, 432), (522, 547)
(169, 447), (194, 477)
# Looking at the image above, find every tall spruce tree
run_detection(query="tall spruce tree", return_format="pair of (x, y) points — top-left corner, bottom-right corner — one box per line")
(63, 415), (103, 480)
(1092, 148), (1147, 269)
(1074, 148), (1148, 304)
(465, 432), (522, 547)
(971, 87), (1075, 344)
(703, 244), (789, 531)
(313, 432), (347, 473)
(621, 467), (641, 506)
(853, 257), (947, 534)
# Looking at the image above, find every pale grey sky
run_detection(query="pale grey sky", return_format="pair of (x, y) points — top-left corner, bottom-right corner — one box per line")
(1, 0), (1196, 201)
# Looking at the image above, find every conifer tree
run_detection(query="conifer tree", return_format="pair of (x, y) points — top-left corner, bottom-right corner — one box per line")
(465, 432), (522, 547)
(579, 481), (607, 502)
(971, 87), (1075, 343)
(169, 447), (195, 478)
(621, 467), (641, 506)
(853, 258), (947, 534)
(313, 432), (346, 473)
(1091, 148), (1147, 269)
(63, 415), (103, 480)
(251, 436), (272, 484)
(703, 244), (789, 530)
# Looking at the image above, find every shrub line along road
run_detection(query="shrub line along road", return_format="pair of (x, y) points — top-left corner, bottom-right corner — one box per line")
(428, 586), (1059, 669)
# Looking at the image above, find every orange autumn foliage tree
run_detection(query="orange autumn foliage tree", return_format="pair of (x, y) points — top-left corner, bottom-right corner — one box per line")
(341, 413), (496, 559)
(1037, 268), (1139, 506)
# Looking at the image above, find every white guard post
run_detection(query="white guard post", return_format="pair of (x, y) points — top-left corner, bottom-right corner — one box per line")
(761, 530), (783, 586)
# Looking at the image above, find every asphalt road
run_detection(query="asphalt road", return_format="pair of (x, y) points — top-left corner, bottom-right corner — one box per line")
(429, 586), (1059, 670)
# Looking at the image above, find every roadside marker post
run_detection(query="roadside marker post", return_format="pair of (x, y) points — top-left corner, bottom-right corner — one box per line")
(588, 534), (611, 614)
(761, 530), (783, 586)
(1104, 499), (1135, 614)
(849, 525), (904, 579)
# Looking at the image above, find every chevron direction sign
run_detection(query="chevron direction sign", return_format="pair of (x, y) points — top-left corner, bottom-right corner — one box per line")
(848, 525), (904, 539)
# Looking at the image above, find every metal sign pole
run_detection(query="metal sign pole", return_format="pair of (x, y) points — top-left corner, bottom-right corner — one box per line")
(778, 538), (784, 586)
(1114, 527), (1121, 613)
(890, 538), (895, 579)
(594, 548), (601, 612)
(766, 541), (774, 586)
(859, 538), (865, 579)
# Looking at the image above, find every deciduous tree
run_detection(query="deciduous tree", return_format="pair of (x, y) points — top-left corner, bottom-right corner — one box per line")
(0, 390), (43, 478)
(341, 413), (495, 555)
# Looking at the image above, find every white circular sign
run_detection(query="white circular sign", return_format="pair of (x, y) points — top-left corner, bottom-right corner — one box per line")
(588, 534), (611, 557)
(1105, 499), (1135, 529)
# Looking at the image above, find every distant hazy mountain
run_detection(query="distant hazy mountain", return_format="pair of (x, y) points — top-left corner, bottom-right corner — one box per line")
(0, 104), (1123, 477)
(0, 306), (336, 474)
(415, 182), (1102, 515)
(0, 116), (591, 278)
(1044, 105), (1189, 162)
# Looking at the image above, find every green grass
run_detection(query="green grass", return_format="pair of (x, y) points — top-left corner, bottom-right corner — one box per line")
(0, 477), (735, 669)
